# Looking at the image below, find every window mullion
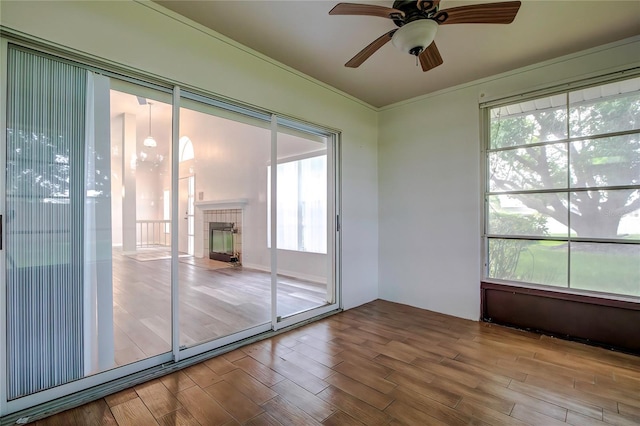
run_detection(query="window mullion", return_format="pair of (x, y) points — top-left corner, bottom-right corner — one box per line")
(566, 92), (572, 290)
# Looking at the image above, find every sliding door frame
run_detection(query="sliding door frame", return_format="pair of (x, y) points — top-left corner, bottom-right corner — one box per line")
(173, 94), (341, 356)
(271, 119), (341, 331)
(270, 114), (279, 328)
(171, 86), (181, 363)
(0, 36), (341, 418)
(0, 37), (9, 417)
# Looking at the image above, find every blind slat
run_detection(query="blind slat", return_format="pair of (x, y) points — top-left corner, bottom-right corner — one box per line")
(6, 48), (86, 399)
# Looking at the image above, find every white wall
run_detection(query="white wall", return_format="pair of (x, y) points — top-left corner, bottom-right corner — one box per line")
(379, 87), (481, 320)
(0, 0), (379, 309)
(378, 37), (640, 320)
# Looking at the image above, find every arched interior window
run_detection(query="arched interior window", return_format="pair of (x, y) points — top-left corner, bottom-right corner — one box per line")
(179, 136), (194, 162)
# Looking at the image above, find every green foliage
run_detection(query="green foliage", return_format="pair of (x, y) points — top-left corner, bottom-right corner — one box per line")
(488, 212), (548, 280)
(507, 242), (639, 297)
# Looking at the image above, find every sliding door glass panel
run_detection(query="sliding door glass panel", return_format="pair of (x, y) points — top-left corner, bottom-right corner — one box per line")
(271, 130), (333, 320)
(178, 98), (271, 349)
(109, 81), (173, 366)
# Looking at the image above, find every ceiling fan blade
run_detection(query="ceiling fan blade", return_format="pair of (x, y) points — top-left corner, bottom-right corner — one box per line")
(419, 41), (443, 72)
(329, 3), (404, 19)
(440, 1), (521, 25)
(345, 30), (395, 68)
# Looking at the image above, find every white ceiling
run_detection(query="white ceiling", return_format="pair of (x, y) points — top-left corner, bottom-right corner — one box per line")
(156, 0), (640, 108)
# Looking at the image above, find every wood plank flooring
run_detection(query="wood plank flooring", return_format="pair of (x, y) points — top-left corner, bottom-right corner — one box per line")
(36, 300), (640, 425)
(112, 248), (327, 366)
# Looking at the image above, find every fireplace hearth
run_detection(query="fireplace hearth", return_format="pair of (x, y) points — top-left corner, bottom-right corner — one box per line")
(209, 222), (238, 262)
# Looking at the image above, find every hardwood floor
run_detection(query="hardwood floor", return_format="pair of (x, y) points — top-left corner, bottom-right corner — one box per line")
(112, 247), (328, 366)
(36, 300), (640, 425)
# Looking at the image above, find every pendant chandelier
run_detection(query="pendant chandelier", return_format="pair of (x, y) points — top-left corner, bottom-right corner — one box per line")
(143, 102), (157, 148)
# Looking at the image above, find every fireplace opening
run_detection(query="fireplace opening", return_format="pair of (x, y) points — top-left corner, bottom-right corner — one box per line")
(209, 222), (238, 262)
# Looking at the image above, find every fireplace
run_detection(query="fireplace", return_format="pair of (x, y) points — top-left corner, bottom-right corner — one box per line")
(196, 203), (244, 261)
(209, 222), (238, 262)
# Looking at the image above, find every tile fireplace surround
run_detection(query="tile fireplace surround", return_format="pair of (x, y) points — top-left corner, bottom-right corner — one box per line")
(194, 199), (246, 262)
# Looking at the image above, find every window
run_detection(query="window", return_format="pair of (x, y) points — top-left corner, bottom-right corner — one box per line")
(484, 76), (640, 297)
(179, 136), (194, 162)
(268, 155), (327, 254)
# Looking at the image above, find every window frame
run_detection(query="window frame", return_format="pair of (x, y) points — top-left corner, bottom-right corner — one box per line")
(481, 71), (640, 300)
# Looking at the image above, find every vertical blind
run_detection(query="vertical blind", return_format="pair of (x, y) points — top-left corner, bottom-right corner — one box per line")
(5, 48), (86, 399)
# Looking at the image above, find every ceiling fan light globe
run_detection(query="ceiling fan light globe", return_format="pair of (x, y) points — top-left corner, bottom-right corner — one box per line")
(391, 19), (438, 55)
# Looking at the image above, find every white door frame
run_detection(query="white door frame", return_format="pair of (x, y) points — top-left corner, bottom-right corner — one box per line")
(0, 37), (9, 416)
(177, 176), (194, 255)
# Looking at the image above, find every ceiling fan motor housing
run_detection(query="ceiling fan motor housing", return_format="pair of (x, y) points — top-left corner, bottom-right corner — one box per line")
(392, 0), (438, 26)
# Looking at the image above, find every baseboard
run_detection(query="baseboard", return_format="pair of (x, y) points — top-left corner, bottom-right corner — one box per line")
(242, 263), (326, 285)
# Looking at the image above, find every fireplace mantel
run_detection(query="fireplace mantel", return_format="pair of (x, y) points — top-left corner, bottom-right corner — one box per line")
(195, 199), (248, 210)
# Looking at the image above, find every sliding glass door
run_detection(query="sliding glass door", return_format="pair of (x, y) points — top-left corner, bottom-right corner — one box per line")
(1, 44), (339, 413)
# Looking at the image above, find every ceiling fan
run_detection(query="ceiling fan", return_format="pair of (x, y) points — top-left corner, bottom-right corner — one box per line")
(329, 0), (521, 71)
